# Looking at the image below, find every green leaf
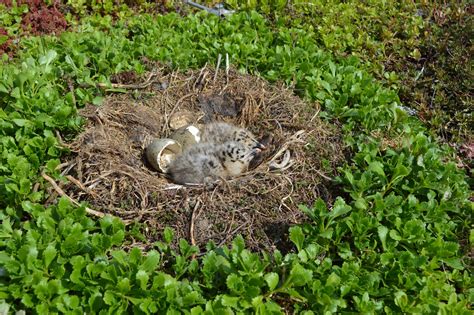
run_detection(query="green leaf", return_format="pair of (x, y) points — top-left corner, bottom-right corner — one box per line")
(136, 270), (149, 290)
(1, 217), (12, 236)
(183, 291), (201, 306)
(377, 225), (388, 251)
(289, 226), (305, 252)
(0, 252), (13, 267)
(442, 258), (463, 270)
(190, 306), (204, 314)
(129, 247), (142, 266)
(328, 60), (336, 77)
(321, 80), (331, 92)
(394, 291), (408, 308)
(0, 35), (8, 46)
(103, 291), (116, 305)
(43, 244), (57, 268)
(179, 238), (192, 256)
(289, 263), (312, 286)
(12, 118), (29, 126)
(226, 274), (244, 293)
(320, 228), (334, 239)
(39, 50), (58, 66)
(92, 96), (104, 105)
(354, 198), (368, 210)
(326, 272), (341, 287)
(264, 272), (279, 291)
(251, 295), (264, 308)
(117, 277), (131, 293)
(368, 161), (385, 177)
(343, 170), (355, 186)
(328, 198), (351, 220)
(232, 235), (245, 253)
(22, 294), (34, 307)
(391, 163), (410, 183)
(221, 295), (239, 308)
(264, 300), (282, 313)
(63, 294), (80, 309)
(111, 250), (127, 266)
(163, 227), (174, 244)
(285, 288), (307, 302)
(389, 229), (402, 241)
(140, 250), (160, 273)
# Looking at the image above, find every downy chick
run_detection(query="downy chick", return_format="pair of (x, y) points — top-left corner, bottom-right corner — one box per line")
(167, 141), (259, 185)
(201, 122), (265, 151)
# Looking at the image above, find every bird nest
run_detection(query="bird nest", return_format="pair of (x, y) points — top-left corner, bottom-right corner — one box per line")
(56, 63), (346, 252)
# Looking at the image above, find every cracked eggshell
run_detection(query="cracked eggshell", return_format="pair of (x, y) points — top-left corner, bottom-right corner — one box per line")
(146, 138), (182, 173)
(168, 125), (201, 150)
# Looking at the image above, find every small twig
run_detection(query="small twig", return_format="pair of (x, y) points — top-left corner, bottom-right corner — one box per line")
(193, 63), (208, 91)
(60, 162), (77, 177)
(265, 119), (283, 133)
(414, 66), (425, 81)
(198, 71), (209, 91)
(162, 184), (186, 190)
(78, 71), (159, 90)
(190, 199), (201, 259)
(213, 54), (222, 82)
(313, 169), (333, 181)
(76, 156), (83, 182)
(84, 170), (114, 187)
(219, 176), (232, 193)
(238, 178), (285, 195)
(217, 221), (246, 248)
(55, 130), (69, 149)
(41, 172), (105, 218)
(429, 86), (437, 108)
(225, 53), (230, 84)
(66, 175), (98, 197)
(55, 162), (71, 171)
(280, 175), (294, 204)
(309, 106), (321, 123)
(32, 182), (40, 193)
(268, 130), (306, 166)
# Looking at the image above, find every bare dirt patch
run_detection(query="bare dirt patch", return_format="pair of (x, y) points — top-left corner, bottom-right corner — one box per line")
(59, 64), (346, 252)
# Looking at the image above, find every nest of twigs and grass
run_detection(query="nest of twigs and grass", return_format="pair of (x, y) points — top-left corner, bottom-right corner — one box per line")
(53, 63), (347, 252)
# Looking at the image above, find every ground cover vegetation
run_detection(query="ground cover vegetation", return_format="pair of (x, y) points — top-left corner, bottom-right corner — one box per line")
(225, 0), (473, 167)
(0, 0), (472, 313)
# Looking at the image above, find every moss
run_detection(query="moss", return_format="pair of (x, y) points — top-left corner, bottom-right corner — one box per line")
(395, 2), (473, 147)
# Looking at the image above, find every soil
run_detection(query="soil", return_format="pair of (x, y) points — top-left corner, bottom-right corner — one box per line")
(58, 63), (346, 253)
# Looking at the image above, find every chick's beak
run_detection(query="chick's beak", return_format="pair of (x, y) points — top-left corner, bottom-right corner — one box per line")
(255, 142), (266, 151)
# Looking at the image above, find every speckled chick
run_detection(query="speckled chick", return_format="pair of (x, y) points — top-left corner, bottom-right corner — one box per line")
(201, 122), (265, 150)
(167, 141), (259, 185)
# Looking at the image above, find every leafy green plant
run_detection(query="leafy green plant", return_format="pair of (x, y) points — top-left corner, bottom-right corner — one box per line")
(221, 0), (472, 155)
(0, 9), (471, 313)
(65, 0), (133, 18)
(0, 2), (29, 36)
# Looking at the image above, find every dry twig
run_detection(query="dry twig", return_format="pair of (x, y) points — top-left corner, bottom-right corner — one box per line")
(190, 199), (201, 258)
(41, 172), (105, 218)
(213, 54), (222, 82)
(80, 71), (161, 90)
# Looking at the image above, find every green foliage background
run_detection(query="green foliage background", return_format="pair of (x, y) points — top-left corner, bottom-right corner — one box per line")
(0, 2), (472, 314)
